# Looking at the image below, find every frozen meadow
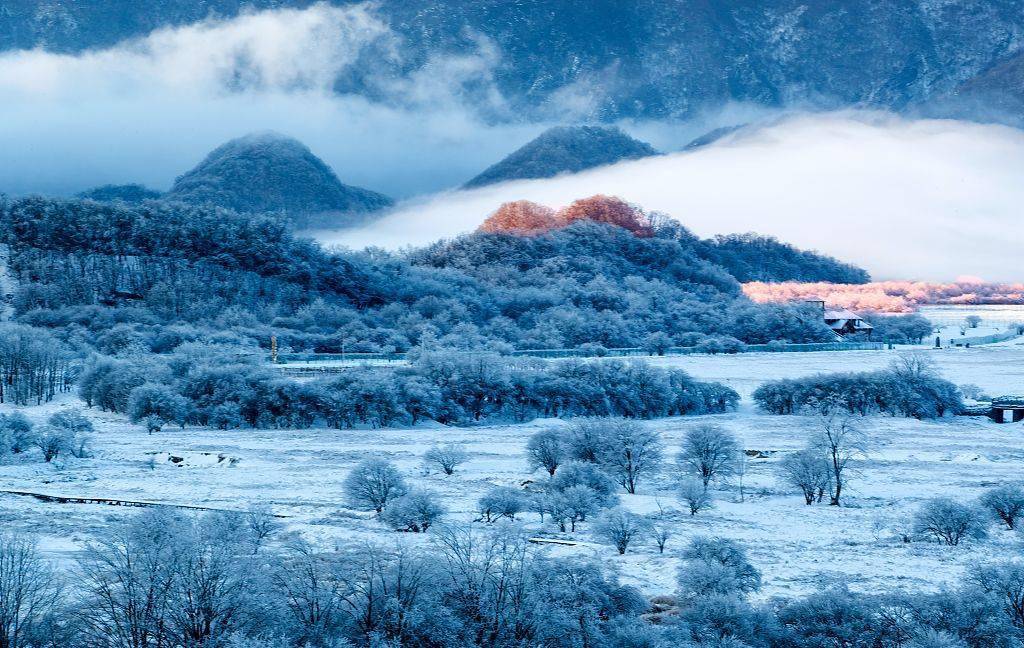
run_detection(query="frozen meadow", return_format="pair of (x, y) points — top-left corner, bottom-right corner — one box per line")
(2, 340), (1024, 602)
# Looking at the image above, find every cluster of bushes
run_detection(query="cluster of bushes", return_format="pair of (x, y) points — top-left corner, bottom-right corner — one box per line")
(0, 409), (93, 463)
(862, 313), (934, 344)
(7, 513), (1024, 648)
(78, 348), (738, 431)
(909, 483), (1024, 547)
(753, 356), (962, 419)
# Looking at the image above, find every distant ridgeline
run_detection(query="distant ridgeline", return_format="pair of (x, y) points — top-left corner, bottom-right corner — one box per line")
(3, 1), (1023, 124)
(0, 192), (865, 358)
(76, 133), (394, 230)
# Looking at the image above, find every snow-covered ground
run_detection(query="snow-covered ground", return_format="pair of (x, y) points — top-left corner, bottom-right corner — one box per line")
(2, 343), (1024, 601)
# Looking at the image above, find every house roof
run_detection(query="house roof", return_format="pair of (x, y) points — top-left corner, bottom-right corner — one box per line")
(824, 308), (874, 331)
(824, 309), (862, 320)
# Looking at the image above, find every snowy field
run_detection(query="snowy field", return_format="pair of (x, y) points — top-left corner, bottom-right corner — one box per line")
(2, 342), (1024, 601)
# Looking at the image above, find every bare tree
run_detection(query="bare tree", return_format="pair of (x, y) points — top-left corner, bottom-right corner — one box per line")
(677, 424), (739, 489)
(169, 514), (251, 646)
(246, 502), (281, 553)
(343, 459), (408, 513)
(810, 412), (867, 506)
(525, 428), (565, 476)
(77, 509), (186, 648)
(595, 420), (663, 494)
(0, 532), (60, 648)
(651, 524), (671, 554)
(778, 448), (832, 505)
(594, 508), (648, 555)
(889, 353), (939, 382)
(678, 478), (713, 515)
(423, 443), (469, 476)
(269, 539), (346, 648)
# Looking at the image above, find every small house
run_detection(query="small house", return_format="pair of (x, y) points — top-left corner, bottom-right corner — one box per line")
(805, 300), (874, 339)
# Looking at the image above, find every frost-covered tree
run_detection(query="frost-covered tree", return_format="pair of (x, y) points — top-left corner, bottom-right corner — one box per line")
(914, 498), (987, 546)
(526, 428), (565, 476)
(811, 412), (867, 506)
(548, 486), (600, 532)
(381, 489), (445, 532)
(651, 523), (671, 554)
(778, 448), (832, 505)
(477, 487), (527, 523)
(0, 413), (33, 454)
(677, 537), (761, 599)
(678, 477), (713, 515)
(548, 461), (619, 508)
(245, 503), (281, 554)
(677, 424), (739, 489)
(593, 508), (648, 554)
(979, 484), (1024, 530)
(595, 420), (663, 494)
(128, 383), (190, 429)
(423, 443), (469, 475)
(0, 532), (59, 648)
(343, 459), (408, 513)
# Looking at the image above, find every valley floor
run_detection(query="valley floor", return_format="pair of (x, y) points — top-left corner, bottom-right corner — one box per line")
(3, 341), (1024, 601)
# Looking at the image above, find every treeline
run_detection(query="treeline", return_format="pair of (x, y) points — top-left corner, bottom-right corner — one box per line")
(753, 356), (962, 419)
(696, 232), (871, 284)
(0, 322), (76, 405)
(5, 514), (1024, 648)
(79, 349), (738, 430)
(0, 197), (839, 357)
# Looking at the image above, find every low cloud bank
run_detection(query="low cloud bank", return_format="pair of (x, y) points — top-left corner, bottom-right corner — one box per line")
(323, 113), (1024, 282)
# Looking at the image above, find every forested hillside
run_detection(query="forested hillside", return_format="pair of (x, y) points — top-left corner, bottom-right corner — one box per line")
(164, 133), (394, 228)
(0, 195), (846, 359)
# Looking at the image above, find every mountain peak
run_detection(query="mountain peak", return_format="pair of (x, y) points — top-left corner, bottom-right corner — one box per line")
(463, 125), (658, 189)
(164, 132), (393, 227)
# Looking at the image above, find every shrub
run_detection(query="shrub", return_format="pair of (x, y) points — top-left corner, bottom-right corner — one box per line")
(914, 498), (987, 546)
(0, 413), (34, 454)
(382, 489), (445, 532)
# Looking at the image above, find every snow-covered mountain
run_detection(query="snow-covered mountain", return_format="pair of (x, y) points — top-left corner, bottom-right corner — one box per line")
(2, 0), (1022, 122)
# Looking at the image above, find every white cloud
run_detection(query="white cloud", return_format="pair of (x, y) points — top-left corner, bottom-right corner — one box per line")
(0, 3), (531, 198)
(320, 112), (1024, 283)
